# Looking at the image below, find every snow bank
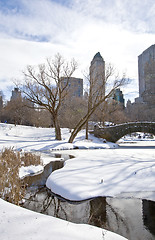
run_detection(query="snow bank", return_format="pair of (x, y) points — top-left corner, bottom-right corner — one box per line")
(0, 198), (127, 240)
(46, 148), (155, 201)
(19, 165), (43, 178)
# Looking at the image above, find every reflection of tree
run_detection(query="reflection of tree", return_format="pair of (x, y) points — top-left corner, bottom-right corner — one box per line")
(40, 188), (53, 213)
(23, 189), (129, 237)
(88, 197), (130, 237)
(23, 185), (155, 240)
(89, 197), (107, 228)
(51, 197), (68, 220)
(22, 187), (68, 220)
(143, 199), (155, 236)
(106, 201), (129, 235)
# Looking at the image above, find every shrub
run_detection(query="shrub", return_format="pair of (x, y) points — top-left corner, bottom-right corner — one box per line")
(21, 152), (42, 166)
(0, 148), (42, 205)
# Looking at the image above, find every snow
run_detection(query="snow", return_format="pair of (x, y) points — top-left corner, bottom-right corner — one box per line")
(19, 165), (43, 178)
(0, 198), (126, 240)
(0, 123), (154, 240)
(0, 123), (117, 152)
(46, 148), (155, 201)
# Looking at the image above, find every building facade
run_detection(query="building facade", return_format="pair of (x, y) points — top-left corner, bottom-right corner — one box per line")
(126, 45), (155, 122)
(89, 52), (105, 97)
(61, 77), (83, 98)
(137, 44), (155, 107)
(11, 87), (21, 101)
(113, 88), (125, 107)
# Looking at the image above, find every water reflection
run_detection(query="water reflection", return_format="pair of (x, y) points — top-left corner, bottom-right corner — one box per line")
(143, 200), (155, 236)
(106, 197), (155, 240)
(21, 153), (155, 240)
(22, 188), (155, 240)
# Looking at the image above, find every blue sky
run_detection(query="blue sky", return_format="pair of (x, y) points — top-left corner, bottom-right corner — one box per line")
(0, 0), (155, 101)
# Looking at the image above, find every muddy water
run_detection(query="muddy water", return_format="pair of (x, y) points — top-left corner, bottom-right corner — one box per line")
(22, 154), (155, 240)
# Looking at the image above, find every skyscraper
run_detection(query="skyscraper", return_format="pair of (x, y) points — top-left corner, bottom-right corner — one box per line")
(11, 87), (21, 101)
(61, 77), (83, 98)
(113, 88), (125, 107)
(138, 45), (155, 107)
(89, 52), (105, 97)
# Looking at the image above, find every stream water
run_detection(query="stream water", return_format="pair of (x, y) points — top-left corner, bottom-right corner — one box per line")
(21, 153), (155, 240)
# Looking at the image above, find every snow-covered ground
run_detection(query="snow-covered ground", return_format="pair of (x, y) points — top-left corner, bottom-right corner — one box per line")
(0, 123), (155, 240)
(0, 197), (127, 240)
(46, 147), (155, 201)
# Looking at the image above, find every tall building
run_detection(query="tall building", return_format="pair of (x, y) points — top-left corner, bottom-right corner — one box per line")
(0, 91), (3, 109)
(137, 44), (155, 107)
(126, 45), (155, 121)
(61, 77), (83, 98)
(11, 87), (21, 101)
(113, 88), (125, 107)
(89, 52), (105, 97)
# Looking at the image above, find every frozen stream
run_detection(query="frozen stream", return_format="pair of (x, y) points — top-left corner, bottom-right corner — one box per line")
(22, 140), (155, 240)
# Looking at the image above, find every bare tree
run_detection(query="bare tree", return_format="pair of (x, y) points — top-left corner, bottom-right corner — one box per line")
(59, 95), (87, 129)
(33, 109), (52, 127)
(20, 54), (77, 140)
(126, 102), (155, 122)
(68, 63), (128, 143)
(93, 99), (128, 125)
(2, 96), (32, 126)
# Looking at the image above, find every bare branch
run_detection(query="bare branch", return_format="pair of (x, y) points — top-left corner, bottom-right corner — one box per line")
(20, 53), (78, 140)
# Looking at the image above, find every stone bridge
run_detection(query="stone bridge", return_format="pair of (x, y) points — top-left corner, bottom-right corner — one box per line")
(93, 122), (155, 143)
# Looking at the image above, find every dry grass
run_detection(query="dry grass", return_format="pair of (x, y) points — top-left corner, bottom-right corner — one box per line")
(21, 152), (42, 166)
(0, 148), (42, 205)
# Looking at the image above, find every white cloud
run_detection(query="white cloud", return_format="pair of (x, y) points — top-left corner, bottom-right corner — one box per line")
(0, 0), (154, 101)
(71, 0), (155, 33)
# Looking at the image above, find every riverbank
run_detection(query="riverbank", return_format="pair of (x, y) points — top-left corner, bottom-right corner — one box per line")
(0, 123), (154, 240)
(46, 147), (155, 201)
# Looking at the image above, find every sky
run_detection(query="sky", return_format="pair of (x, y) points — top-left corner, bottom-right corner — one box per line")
(0, 0), (155, 102)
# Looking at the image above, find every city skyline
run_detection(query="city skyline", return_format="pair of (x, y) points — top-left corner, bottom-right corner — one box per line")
(0, 0), (155, 102)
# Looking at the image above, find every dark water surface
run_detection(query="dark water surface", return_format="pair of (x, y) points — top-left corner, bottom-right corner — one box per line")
(22, 153), (155, 240)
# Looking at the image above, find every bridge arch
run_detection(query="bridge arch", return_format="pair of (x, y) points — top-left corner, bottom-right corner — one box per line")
(94, 122), (155, 143)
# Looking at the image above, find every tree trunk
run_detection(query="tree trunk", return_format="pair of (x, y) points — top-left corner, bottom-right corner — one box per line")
(69, 97), (107, 143)
(68, 115), (90, 143)
(68, 127), (81, 143)
(85, 120), (88, 139)
(53, 117), (62, 140)
(68, 84), (125, 143)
